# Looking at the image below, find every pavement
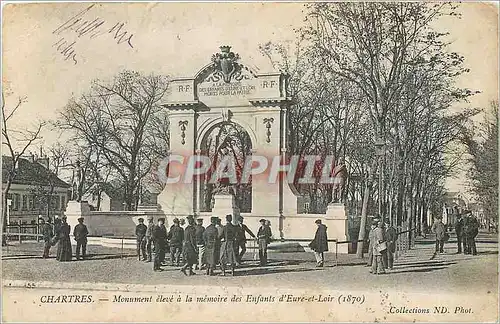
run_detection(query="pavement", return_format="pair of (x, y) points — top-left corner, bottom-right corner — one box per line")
(2, 231), (498, 292)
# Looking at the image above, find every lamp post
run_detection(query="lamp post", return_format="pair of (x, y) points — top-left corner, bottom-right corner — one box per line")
(374, 137), (385, 223)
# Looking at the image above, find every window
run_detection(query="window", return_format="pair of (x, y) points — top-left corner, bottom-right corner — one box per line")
(22, 195), (27, 210)
(61, 196), (66, 210)
(55, 196), (60, 211)
(28, 195), (34, 210)
(12, 193), (20, 211)
(304, 202), (310, 213)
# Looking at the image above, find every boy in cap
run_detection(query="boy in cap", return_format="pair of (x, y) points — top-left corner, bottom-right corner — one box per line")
(135, 218), (147, 261)
(73, 217), (88, 260)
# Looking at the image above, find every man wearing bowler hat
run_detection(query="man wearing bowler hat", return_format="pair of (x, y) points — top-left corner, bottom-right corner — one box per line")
(73, 217), (89, 260)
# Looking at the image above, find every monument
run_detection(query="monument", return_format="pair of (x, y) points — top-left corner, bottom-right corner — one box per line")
(157, 45), (347, 247)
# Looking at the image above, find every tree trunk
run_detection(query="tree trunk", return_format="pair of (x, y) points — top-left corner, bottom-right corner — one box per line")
(356, 162), (376, 258)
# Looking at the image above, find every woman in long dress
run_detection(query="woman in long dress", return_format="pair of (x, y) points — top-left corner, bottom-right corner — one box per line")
(55, 216), (73, 262)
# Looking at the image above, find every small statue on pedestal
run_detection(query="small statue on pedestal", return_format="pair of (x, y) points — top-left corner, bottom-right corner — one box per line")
(330, 158), (347, 204)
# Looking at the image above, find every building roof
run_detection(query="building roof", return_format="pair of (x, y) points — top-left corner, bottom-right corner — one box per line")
(2, 156), (70, 188)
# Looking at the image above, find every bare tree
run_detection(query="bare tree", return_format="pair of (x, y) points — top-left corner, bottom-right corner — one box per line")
(2, 93), (45, 232)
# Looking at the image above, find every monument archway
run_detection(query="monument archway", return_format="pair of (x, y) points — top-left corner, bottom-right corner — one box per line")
(158, 45), (299, 237)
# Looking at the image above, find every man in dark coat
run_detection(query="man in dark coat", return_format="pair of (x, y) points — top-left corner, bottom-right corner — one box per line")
(257, 218), (272, 266)
(40, 218), (53, 258)
(455, 213), (465, 254)
(384, 223), (398, 270)
(145, 216), (155, 262)
(73, 217), (89, 260)
(181, 216), (198, 276)
(464, 212), (479, 255)
(309, 219), (328, 267)
(236, 216), (256, 264)
(168, 218), (184, 266)
(194, 218), (206, 270)
(203, 217), (221, 276)
(152, 218), (167, 271)
(135, 218), (147, 261)
(220, 214), (238, 276)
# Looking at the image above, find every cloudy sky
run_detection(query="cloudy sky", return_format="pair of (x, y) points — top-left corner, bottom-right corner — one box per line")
(2, 2), (498, 193)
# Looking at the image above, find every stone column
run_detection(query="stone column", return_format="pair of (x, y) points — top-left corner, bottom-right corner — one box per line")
(64, 201), (91, 236)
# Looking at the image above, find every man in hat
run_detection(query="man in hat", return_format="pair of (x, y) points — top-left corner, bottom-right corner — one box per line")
(309, 219), (328, 267)
(454, 212), (465, 254)
(194, 218), (206, 270)
(73, 217), (89, 260)
(257, 219), (272, 266)
(180, 215), (198, 276)
(431, 216), (446, 254)
(203, 216), (221, 276)
(145, 216), (155, 262)
(168, 218), (184, 266)
(135, 218), (147, 261)
(370, 220), (386, 275)
(40, 218), (54, 258)
(215, 217), (224, 238)
(219, 214), (238, 276)
(152, 218), (167, 271)
(235, 216), (256, 264)
(384, 222), (398, 270)
(463, 211), (479, 255)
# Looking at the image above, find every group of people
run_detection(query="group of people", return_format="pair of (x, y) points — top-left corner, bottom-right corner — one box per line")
(432, 210), (480, 255)
(135, 215), (273, 276)
(40, 215), (89, 261)
(366, 219), (398, 275)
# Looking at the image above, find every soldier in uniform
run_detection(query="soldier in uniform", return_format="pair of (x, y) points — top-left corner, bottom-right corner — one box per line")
(219, 214), (238, 276)
(257, 219), (272, 266)
(40, 218), (53, 258)
(145, 216), (155, 262)
(168, 218), (184, 266)
(180, 216), (198, 276)
(203, 217), (221, 276)
(152, 218), (167, 271)
(73, 217), (89, 260)
(194, 218), (206, 270)
(135, 218), (147, 261)
(235, 216), (256, 264)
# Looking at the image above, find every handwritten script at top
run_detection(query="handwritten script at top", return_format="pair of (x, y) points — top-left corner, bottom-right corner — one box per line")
(52, 4), (135, 65)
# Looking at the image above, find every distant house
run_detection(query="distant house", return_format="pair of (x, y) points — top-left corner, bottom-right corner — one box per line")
(2, 155), (70, 224)
(82, 183), (159, 211)
(443, 191), (467, 226)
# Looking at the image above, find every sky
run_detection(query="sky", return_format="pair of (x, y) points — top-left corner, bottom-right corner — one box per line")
(1, 2), (498, 196)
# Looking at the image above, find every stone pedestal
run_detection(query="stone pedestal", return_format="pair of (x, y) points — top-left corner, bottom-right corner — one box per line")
(212, 194), (240, 221)
(64, 201), (91, 236)
(325, 203), (348, 253)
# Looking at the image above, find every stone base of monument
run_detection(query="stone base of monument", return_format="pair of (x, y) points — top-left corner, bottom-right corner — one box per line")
(64, 201), (91, 237)
(212, 194), (240, 221)
(324, 203), (348, 254)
